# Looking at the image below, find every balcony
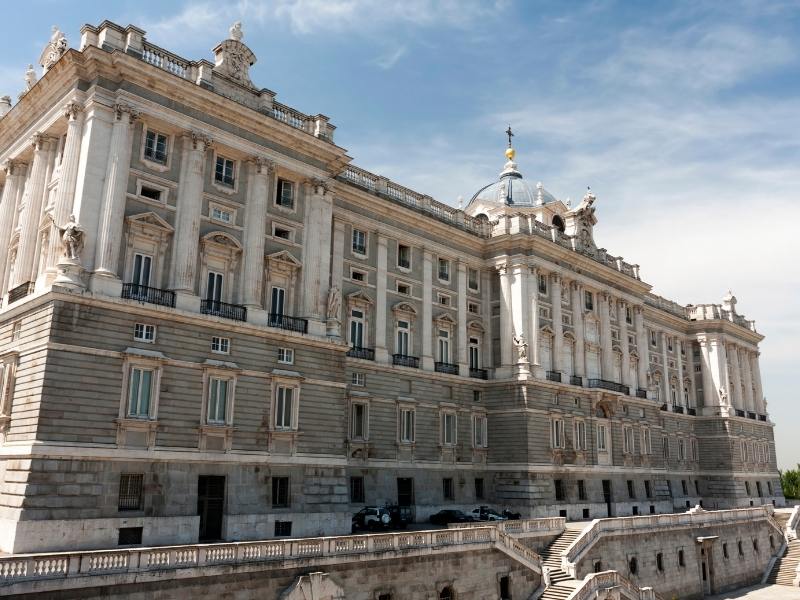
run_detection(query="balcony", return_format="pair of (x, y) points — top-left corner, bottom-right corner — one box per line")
(672, 405), (685, 414)
(435, 362), (459, 375)
(469, 368), (488, 380)
(747, 411), (757, 420)
(346, 346), (375, 360)
(635, 388), (648, 399)
(122, 283), (176, 308)
(393, 354), (419, 368)
(268, 313), (308, 333)
(687, 407), (697, 416)
(660, 403), (668, 412)
(546, 371), (562, 383)
(758, 414), (767, 422)
(7, 281), (34, 304)
(735, 409), (745, 418)
(202, 299), (247, 322)
(569, 375), (583, 387)
(587, 379), (630, 395)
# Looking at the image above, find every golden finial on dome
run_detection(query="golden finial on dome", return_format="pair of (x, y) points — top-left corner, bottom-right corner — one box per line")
(505, 125), (516, 160)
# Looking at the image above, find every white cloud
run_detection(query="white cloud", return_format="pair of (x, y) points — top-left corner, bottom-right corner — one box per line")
(371, 46), (407, 70)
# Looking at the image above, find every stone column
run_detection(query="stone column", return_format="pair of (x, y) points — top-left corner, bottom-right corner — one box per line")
(12, 134), (55, 288)
(456, 260), (468, 374)
(45, 103), (84, 279)
(729, 344), (743, 411)
(709, 336), (731, 409)
(301, 179), (333, 334)
(330, 219), (346, 317)
(169, 132), (211, 297)
(699, 338), (716, 411)
(634, 306), (649, 390)
(741, 349), (754, 413)
(551, 273), (563, 373)
(421, 248), (434, 370)
(0, 161), (27, 296)
(676, 338), (685, 405)
(93, 104), (136, 283)
(526, 265), (542, 377)
(241, 158), (270, 310)
(599, 293), (613, 380)
(571, 281), (586, 379)
(498, 264), (514, 370)
(374, 234), (389, 363)
(661, 332), (670, 405)
(751, 352), (764, 415)
(481, 269), (493, 370)
(618, 300), (631, 387)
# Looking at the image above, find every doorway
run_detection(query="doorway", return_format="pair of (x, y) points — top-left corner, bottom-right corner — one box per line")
(602, 480), (612, 517)
(198, 475), (225, 541)
(397, 478), (414, 506)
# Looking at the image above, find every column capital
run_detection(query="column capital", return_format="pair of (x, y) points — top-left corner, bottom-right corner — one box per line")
(549, 271), (562, 284)
(250, 156), (274, 175)
(570, 280), (583, 292)
(63, 102), (83, 121)
(113, 102), (139, 122)
(307, 177), (332, 196)
(31, 132), (57, 151)
(2, 159), (27, 176)
(186, 131), (213, 151)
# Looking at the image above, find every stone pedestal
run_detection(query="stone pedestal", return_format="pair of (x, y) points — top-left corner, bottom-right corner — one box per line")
(326, 318), (341, 339)
(53, 258), (86, 290)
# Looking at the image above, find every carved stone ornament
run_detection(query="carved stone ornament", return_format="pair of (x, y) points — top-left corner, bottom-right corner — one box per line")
(39, 26), (69, 72)
(326, 285), (341, 321)
(51, 213), (84, 261)
(114, 103), (139, 122)
(279, 572), (345, 600)
(213, 23), (257, 88)
(63, 102), (82, 121)
(513, 333), (528, 362)
(24, 65), (37, 91)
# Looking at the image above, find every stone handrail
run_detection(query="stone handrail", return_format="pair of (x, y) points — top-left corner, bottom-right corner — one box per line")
(448, 516), (565, 537)
(563, 506), (776, 577)
(567, 570), (661, 600)
(0, 525), (541, 589)
(141, 41), (190, 78)
(788, 504), (800, 540)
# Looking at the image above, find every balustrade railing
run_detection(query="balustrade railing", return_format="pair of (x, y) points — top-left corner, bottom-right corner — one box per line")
(587, 379), (629, 395)
(142, 42), (189, 78)
(122, 283), (176, 308)
(271, 102), (309, 132)
(267, 313), (308, 334)
(736, 409), (746, 417)
(747, 411), (757, 420)
(201, 299), (247, 322)
(435, 362), (459, 375)
(758, 414), (767, 421)
(687, 407), (697, 416)
(448, 516), (565, 538)
(568, 570), (661, 600)
(672, 405), (684, 414)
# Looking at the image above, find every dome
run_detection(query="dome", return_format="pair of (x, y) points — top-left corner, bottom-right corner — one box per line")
(467, 147), (558, 209)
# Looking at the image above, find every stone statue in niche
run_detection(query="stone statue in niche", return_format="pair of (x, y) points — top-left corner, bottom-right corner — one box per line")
(40, 26), (68, 72)
(326, 286), (341, 321)
(513, 333), (528, 362)
(50, 214), (84, 261)
(719, 387), (729, 406)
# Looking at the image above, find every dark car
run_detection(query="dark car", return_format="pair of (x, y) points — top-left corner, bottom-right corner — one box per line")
(429, 510), (476, 526)
(352, 505), (413, 532)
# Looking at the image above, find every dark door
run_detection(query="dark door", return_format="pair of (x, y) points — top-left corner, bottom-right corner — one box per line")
(198, 475), (225, 541)
(397, 478), (414, 506)
(602, 480), (612, 517)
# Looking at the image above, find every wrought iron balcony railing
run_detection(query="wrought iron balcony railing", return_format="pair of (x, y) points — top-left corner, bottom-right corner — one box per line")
(201, 299), (247, 322)
(747, 411), (757, 420)
(268, 313), (308, 333)
(435, 362), (459, 375)
(7, 281), (34, 304)
(672, 405), (685, 414)
(122, 283), (176, 308)
(569, 375), (583, 387)
(735, 409), (745, 418)
(636, 388), (648, 399)
(687, 408), (697, 416)
(758, 414), (767, 421)
(546, 371), (562, 383)
(346, 346), (375, 360)
(587, 379), (630, 395)
(392, 354), (420, 368)
(469, 368), (488, 380)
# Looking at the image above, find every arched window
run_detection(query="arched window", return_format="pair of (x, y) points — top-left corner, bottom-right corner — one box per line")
(629, 556), (638, 575)
(552, 215), (565, 233)
(440, 586), (455, 600)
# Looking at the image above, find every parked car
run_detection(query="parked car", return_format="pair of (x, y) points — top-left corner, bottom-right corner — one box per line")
(351, 505), (413, 532)
(472, 506), (508, 521)
(502, 509), (521, 520)
(429, 510), (477, 526)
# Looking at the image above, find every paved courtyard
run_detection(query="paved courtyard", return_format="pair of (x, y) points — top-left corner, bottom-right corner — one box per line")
(707, 584), (800, 599)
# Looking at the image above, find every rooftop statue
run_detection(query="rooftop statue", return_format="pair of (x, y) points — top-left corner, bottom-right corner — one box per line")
(40, 26), (68, 72)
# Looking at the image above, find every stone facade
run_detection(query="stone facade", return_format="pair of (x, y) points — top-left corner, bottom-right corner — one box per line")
(0, 20), (783, 554)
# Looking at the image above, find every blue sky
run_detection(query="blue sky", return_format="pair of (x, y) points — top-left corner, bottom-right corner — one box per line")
(2, 1), (798, 469)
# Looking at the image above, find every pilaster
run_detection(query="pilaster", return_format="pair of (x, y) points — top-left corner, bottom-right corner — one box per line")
(661, 332), (670, 405)
(497, 264), (514, 375)
(421, 249), (434, 370)
(751, 352), (764, 415)
(741, 349), (754, 413)
(0, 161), (27, 297)
(300, 179), (333, 335)
(571, 281), (586, 379)
(676, 337), (685, 405)
(242, 158), (271, 310)
(456, 260), (468, 373)
(374, 234), (389, 363)
(551, 273), (563, 373)
(480, 269), (493, 371)
(634, 306), (648, 391)
(600, 292), (613, 380)
(699, 337), (717, 414)
(618, 300), (631, 387)
(730, 344), (743, 411)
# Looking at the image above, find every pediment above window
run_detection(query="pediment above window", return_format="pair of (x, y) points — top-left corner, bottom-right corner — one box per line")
(392, 301), (418, 316)
(434, 312), (456, 326)
(266, 250), (302, 270)
(467, 319), (484, 332)
(347, 290), (373, 307)
(202, 231), (242, 251)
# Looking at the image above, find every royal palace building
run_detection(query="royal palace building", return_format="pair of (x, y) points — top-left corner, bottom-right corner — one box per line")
(0, 21), (783, 554)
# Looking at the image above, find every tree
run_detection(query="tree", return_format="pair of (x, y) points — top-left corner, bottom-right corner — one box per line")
(779, 465), (800, 499)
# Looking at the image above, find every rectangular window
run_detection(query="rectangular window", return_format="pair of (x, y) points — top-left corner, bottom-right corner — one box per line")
(118, 527), (143, 546)
(144, 129), (168, 163)
(211, 336), (230, 354)
(400, 408), (415, 443)
(442, 412), (457, 446)
(351, 402), (368, 441)
(396, 320), (410, 356)
(681, 479), (688, 496)
(475, 478), (484, 499)
(207, 377), (228, 424)
(644, 480), (652, 499)
(627, 480), (635, 499)
(574, 419), (586, 451)
(678, 438), (686, 460)
(270, 286), (285, 315)
(351, 269), (366, 282)
(275, 386), (294, 430)
(206, 271), (224, 303)
(473, 390), (482, 403)
(278, 347), (294, 364)
(584, 291), (594, 311)
(211, 207), (232, 226)
(397, 244), (411, 269)
(274, 521), (292, 536)
(437, 293), (451, 306)
(469, 338), (480, 370)
(554, 479), (565, 501)
(468, 268), (479, 291)
(625, 306), (633, 324)
(468, 302), (479, 314)
(473, 414), (488, 448)
(277, 179), (294, 208)
(132, 253), (152, 287)
(350, 476), (365, 503)
(274, 226), (292, 240)
(538, 274), (548, 294)
(133, 323), (156, 343)
(397, 282), (411, 295)
(623, 426), (634, 454)
(578, 479), (587, 500)
(352, 229), (367, 254)
(139, 185), (163, 202)
(351, 372), (365, 387)
(127, 367), (153, 418)
(551, 418), (565, 449)
(662, 436), (670, 459)
(214, 155), (236, 187)
(118, 474), (144, 511)
(442, 477), (454, 500)
(438, 329), (450, 363)
(650, 330), (657, 347)
(272, 477), (290, 508)
(597, 424), (607, 451)
(438, 258), (450, 281)
(691, 438), (698, 461)
(642, 428), (652, 455)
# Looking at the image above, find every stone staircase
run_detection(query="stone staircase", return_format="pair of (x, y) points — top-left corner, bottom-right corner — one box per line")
(766, 538), (800, 586)
(538, 526), (583, 600)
